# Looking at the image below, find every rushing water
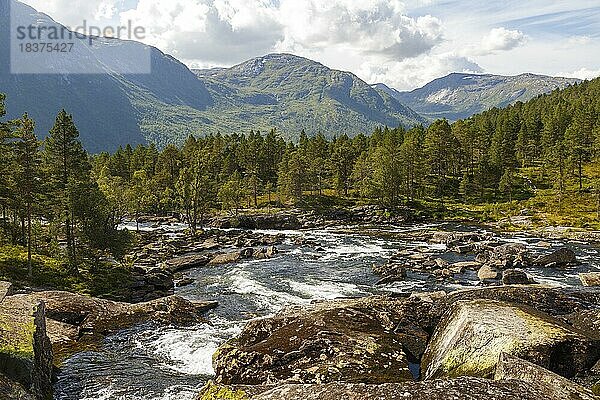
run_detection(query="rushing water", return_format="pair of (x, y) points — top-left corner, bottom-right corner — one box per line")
(53, 223), (600, 400)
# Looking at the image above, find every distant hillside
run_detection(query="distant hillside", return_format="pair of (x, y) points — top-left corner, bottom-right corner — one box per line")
(193, 54), (425, 141)
(1, 0), (213, 152)
(382, 73), (581, 122)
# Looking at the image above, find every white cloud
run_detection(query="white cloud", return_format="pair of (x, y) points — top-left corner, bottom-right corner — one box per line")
(276, 0), (443, 60)
(18, 0), (600, 90)
(358, 52), (483, 90)
(559, 68), (600, 80)
(479, 27), (526, 54)
(22, 0), (119, 26)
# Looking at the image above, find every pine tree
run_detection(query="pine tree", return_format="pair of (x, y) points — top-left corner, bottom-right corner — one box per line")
(43, 110), (91, 268)
(14, 114), (40, 277)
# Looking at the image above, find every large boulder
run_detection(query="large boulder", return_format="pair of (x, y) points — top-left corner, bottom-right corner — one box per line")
(535, 248), (578, 267)
(198, 377), (584, 400)
(213, 296), (438, 385)
(502, 269), (536, 285)
(476, 243), (531, 269)
(165, 254), (211, 272)
(495, 353), (598, 400)
(446, 285), (600, 317)
(421, 299), (600, 380)
(477, 265), (500, 282)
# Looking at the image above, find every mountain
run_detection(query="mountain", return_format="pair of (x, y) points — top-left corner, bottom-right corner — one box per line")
(386, 73), (581, 122)
(1, 0), (212, 152)
(193, 54), (425, 141)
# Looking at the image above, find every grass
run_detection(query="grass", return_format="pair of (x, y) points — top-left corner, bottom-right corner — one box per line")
(0, 244), (133, 299)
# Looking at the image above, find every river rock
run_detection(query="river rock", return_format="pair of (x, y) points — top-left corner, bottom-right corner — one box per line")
(450, 261), (481, 271)
(494, 353), (598, 400)
(477, 265), (500, 282)
(213, 296), (438, 385)
(165, 254), (211, 272)
(535, 248), (578, 267)
(430, 231), (491, 246)
(502, 269), (536, 285)
(199, 377), (583, 400)
(476, 243), (531, 269)
(209, 249), (256, 265)
(580, 273), (600, 287)
(372, 263), (407, 285)
(421, 299), (600, 380)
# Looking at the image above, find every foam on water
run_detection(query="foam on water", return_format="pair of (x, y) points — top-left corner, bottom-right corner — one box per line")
(228, 267), (310, 311)
(139, 320), (243, 376)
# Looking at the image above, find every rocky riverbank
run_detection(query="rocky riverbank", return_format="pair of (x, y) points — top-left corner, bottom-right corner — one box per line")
(0, 281), (216, 400)
(198, 285), (600, 399)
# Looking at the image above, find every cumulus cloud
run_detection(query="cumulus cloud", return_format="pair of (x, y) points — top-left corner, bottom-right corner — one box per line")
(358, 52), (483, 90)
(480, 27), (526, 53)
(23, 0), (119, 26)
(118, 0), (283, 63)
(276, 0), (443, 60)
(559, 68), (600, 80)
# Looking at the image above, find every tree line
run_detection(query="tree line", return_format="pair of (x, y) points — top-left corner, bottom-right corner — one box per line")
(1, 77), (599, 274)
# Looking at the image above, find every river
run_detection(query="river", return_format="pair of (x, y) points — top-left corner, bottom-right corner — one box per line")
(53, 223), (600, 399)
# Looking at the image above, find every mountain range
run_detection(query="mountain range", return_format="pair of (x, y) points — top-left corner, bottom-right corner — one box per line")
(378, 73), (581, 121)
(0, 0), (582, 152)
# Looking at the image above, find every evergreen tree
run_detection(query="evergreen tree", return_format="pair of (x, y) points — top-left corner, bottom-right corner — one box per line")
(43, 110), (92, 268)
(13, 114), (40, 277)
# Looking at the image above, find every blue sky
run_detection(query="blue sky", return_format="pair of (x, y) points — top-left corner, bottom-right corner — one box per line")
(21, 0), (600, 90)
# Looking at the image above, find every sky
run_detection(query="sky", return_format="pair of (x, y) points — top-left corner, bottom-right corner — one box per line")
(19, 0), (600, 90)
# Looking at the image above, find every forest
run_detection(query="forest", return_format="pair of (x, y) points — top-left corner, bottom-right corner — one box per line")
(1, 77), (600, 282)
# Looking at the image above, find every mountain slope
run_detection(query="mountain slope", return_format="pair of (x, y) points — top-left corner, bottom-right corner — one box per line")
(1, 0), (212, 152)
(193, 54), (425, 141)
(386, 73), (581, 122)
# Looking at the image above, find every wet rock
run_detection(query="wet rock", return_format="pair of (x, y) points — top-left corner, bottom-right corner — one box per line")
(494, 353), (597, 400)
(502, 269), (536, 285)
(373, 263), (407, 285)
(450, 261), (481, 271)
(211, 213), (301, 230)
(430, 232), (491, 246)
(209, 251), (245, 265)
(535, 248), (578, 267)
(477, 265), (500, 282)
(580, 273), (600, 287)
(165, 254), (211, 272)
(204, 378), (577, 400)
(253, 246), (278, 260)
(476, 243), (531, 269)
(421, 299), (600, 380)
(451, 244), (473, 254)
(213, 296), (438, 385)
(175, 278), (195, 288)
